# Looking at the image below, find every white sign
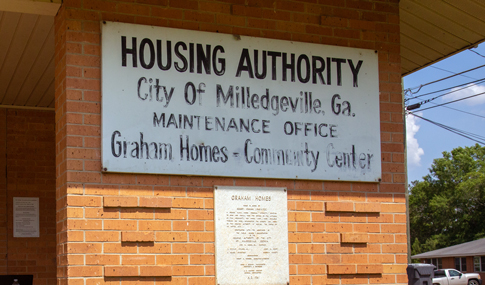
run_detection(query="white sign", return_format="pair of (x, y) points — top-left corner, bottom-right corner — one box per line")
(101, 21), (381, 181)
(214, 186), (289, 285)
(13, 197), (39, 238)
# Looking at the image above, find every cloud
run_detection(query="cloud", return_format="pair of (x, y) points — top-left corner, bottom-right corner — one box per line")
(443, 83), (485, 105)
(406, 113), (424, 167)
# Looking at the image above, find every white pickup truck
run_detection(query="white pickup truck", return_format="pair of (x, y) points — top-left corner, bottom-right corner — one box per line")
(433, 269), (482, 285)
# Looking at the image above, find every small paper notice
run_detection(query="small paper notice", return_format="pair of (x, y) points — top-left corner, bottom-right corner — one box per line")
(13, 197), (39, 238)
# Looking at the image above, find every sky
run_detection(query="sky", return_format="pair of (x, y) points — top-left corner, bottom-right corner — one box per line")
(403, 42), (485, 183)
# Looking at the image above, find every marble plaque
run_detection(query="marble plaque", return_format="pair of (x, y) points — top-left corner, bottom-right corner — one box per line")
(214, 186), (289, 285)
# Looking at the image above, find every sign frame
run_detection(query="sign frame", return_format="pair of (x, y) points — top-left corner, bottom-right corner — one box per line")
(101, 21), (382, 182)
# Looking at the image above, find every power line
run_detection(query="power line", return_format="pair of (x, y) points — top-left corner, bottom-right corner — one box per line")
(405, 77), (485, 102)
(406, 85), (485, 111)
(430, 66), (477, 80)
(408, 112), (485, 145)
(416, 91), (485, 112)
(433, 103), (485, 119)
(469, 49), (485, 59)
(408, 112), (485, 143)
(404, 64), (485, 96)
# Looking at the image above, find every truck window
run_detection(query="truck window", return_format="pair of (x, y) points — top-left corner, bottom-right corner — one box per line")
(449, 270), (461, 277)
(434, 270), (446, 278)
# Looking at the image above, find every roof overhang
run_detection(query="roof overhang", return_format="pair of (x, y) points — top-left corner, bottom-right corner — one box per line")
(400, 0), (485, 76)
(1, 0), (485, 109)
(412, 238), (485, 259)
(0, 0), (61, 16)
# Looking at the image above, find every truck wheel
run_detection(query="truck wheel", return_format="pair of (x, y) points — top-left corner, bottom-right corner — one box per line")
(468, 280), (479, 285)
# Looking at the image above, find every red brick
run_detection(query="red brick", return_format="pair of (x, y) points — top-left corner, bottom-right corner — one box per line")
(295, 201), (324, 211)
(357, 264), (383, 274)
(156, 232), (187, 242)
(341, 233), (370, 243)
(138, 220), (172, 231)
(189, 255), (214, 265)
(85, 255), (120, 265)
(173, 221), (205, 231)
(139, 266), (172, 276)
(328, 264), (356, 274)
(170, 0), (198, 10)
(103, 220), (137, 231)
(139, 196), (172, 208)
(85, 231), (119, 242)
(68, 266), (103, 277)
(157, 255), (189, 265)
(326, 201), (354, 212)
(103, 196), (137, 207)
(172, 265), (205, 276)
(298, 264), (327, 274)
(67, 243), (102, 254)
(121, 231), (155, 242)
(355, 202), (381, 213)
(104, 266), (138, 277)
(121, 255), (155, 265)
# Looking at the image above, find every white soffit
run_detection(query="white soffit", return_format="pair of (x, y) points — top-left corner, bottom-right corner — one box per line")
(0, 11), (55, 109)
(0, 0), (61, 16)
(400, 0), (485, 76)
(0, 0), (59, 110)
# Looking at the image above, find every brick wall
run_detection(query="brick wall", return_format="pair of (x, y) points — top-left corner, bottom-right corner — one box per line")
(55, 0), (405, 284)
(0, 109), (56, 285)
(442, 257), (454, 269)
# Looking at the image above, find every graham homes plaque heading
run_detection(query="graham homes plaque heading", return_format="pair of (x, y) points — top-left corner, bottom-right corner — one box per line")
(214, 186), (289, 285)
(101, 21), (381, 182)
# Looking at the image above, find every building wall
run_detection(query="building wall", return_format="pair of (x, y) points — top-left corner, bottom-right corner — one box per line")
(442, 257), (454, 269)
(0, 109), (57, 285)
(426, 257), (485, 280)
(55, 0), (405, 284)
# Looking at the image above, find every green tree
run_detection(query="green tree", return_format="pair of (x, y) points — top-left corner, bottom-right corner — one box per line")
(409, 144), (485, 256)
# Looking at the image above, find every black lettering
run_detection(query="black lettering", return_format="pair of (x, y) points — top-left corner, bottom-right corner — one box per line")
(312, 56), (325, 84)
(197, 44), (211, 74)
(185, 82), (196, 105)
(180, 135), (189, 160)
(216, 84), (234, 107)
(244, 139), (253, 163)
(174, 42), (188, 72)
(332, 58), (346, 86)
(153, 113), (165, 127)
(267, 51), (281, 80)
(254, 50), (267, 79)
(220, 147), (229, 162)
(139, 132), (150, 159)
(121, 36), (137, 67)
(297, 55), (310, 83)
(331, 94), (341, 115)
(111, 131), (122, 157)
(284, 121), (293, 135)
(348, 59), (363, 87)
(236, 49), (254, 78)
(251, 120), (260, 133)
(139, 38), (155, 69)
(138, 77), (148, 100)
(156, 40), (172, 70)
(213, 45), (226, 76)
(262, 120), (270, 134)
(282, 53), (295, 82)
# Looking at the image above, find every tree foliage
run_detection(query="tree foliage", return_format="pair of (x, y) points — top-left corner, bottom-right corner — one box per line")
(410, 144), (485, 256)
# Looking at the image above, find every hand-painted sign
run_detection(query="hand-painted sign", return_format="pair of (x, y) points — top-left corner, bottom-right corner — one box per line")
(101, 21), (381, 181)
